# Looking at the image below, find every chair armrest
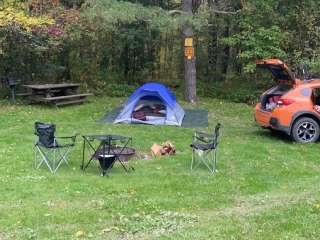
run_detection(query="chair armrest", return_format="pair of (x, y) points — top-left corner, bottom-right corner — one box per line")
(56, 134), (78, 143)
(56, 136), (75, 139)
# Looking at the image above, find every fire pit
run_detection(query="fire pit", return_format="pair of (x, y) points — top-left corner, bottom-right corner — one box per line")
(97, 154), (116, 176)
(81, 134), (135, 175)
(94, 146), (135, 162)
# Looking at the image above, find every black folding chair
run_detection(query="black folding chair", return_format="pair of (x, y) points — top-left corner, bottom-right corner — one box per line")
(34, 122), (77, 173)
(190, 123), (222, 173)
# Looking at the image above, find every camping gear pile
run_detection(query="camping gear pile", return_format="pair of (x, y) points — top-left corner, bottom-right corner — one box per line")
(266, 95), (281, 111)
(132, 98), (166, 121)
(151, 141), (176, 157)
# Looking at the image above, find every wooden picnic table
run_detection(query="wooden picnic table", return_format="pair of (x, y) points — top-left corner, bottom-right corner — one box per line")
(23, 83), (80, 91)
(23, 83), (92, 106)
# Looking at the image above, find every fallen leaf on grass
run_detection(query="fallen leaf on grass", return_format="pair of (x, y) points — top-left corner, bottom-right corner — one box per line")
(127, 188), (136, 194)
(101, 226), (119, 234)
(75, 230), (85, 237)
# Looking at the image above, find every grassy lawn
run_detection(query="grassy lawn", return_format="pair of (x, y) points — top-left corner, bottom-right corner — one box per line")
(1, 97), (320, 239)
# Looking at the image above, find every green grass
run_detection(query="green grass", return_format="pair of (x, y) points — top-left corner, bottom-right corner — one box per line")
(0, 97), (320, 239)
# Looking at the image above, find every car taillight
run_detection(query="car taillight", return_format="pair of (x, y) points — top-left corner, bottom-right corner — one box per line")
(277, 98), (295, 106)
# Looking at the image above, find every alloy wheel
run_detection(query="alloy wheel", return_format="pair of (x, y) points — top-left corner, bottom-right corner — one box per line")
(296, 121), (316, 142)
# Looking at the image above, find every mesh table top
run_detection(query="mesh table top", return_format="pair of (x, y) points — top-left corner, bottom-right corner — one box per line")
(82, 134), (130, 142)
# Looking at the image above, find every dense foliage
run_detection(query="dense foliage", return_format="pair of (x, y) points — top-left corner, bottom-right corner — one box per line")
(1, 0), (320, 102)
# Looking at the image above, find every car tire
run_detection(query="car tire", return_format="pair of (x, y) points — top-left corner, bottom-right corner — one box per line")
(291, 117), (320, 143)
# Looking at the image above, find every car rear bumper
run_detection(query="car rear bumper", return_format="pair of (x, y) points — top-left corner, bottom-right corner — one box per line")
(255, 106), (271, 127)
(269, 117), (291, 134)
(255, 105), (291, 134)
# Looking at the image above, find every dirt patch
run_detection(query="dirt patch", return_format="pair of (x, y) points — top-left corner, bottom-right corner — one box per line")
(202, 189), (316, 219)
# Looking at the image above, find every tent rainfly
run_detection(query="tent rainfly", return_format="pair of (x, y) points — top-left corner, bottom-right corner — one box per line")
(114, 83), (185, 126)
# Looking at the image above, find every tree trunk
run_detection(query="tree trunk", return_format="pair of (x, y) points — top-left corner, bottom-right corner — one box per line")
(182, 0), (197, 103)
(207, 11), (217, 82)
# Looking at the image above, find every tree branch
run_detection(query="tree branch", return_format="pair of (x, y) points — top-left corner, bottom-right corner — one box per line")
(169, 2), (245, 16)
(169, 10), (184, 15)
(210, 0), (247, 15)
(211, 9), (242, 15)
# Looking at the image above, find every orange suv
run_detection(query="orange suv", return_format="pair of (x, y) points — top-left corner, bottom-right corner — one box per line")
(255, 59), (320, 143)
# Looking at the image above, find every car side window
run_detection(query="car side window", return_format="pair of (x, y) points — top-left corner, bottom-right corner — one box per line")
(301, 88), (311, 97)
(313, 88), (320, 105)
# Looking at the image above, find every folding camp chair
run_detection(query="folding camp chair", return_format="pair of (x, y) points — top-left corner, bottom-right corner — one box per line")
(190, 123), (222, 174)
(34, 122), (77, 173)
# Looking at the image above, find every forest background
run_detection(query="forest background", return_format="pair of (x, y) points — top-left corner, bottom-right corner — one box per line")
(1, 0), (320, 103)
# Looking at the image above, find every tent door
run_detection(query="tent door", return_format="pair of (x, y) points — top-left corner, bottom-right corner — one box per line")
(131, 95), (167, 124)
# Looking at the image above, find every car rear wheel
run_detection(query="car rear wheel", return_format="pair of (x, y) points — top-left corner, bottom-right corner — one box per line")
(291, 117), (320, 143)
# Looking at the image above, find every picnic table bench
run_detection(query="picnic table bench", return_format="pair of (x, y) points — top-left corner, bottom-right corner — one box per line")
(23, 83), (93, 106)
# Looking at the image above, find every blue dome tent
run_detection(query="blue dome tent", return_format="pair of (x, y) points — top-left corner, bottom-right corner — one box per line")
(114, 83), (185, 126)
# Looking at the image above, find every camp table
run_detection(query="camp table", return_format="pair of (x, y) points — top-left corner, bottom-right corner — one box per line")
(81, 134), (135, 175)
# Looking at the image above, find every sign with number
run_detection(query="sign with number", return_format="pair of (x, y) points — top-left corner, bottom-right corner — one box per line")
(184, 47), (194, 60)
(184, 38), (193, 47)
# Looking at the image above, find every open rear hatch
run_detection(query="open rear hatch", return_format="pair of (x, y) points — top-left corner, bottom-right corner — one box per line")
(256, 59), (297, 111)
(256, 59), (296, 85)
